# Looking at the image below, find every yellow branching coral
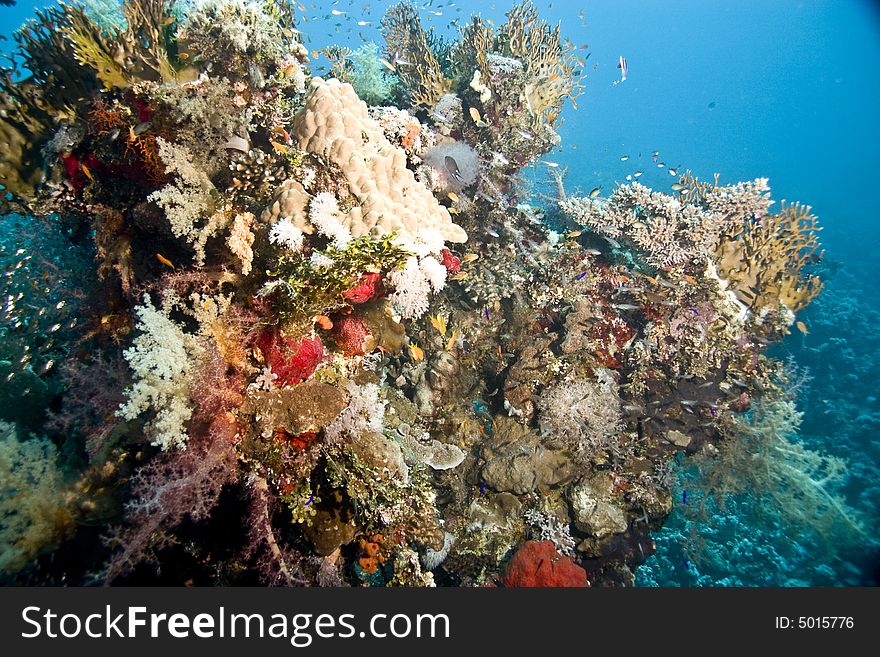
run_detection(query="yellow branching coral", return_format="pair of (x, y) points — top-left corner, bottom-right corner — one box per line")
(0, 0), (180, 211)
(451, 16), (494, 83)
(562, 172), (823, 317)
(381, 2), (452, 108)
(672, 170), (822, 313)
(63, 5), (131, 90)
(15, 6), (98, 114)
(64, 0), (178, 90)
(715, 201), (823, 313)
(323, 45), (354, 83)
(0, 77), (52, 212)
(496, 0), (584, 126)
(447, 0), (583, 132)
(0, 5), (98, 211)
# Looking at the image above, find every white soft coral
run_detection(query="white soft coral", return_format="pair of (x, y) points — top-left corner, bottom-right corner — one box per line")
(309, 192), (351, 248)
(388, 256), (432, 319)
(117, 294), (202, 450)
(324, 382), (386, 443)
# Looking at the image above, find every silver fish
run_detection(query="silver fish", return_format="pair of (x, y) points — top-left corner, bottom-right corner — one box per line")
(603, 235), (621, 249)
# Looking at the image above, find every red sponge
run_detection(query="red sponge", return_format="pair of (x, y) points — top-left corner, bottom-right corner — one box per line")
(503, 540), (589, 588)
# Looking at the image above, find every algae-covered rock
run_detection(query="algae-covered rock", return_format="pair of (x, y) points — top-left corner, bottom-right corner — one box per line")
(301, 490), (358, 557)
(480, 417), (574, 494)
(567, 472), (628, 538)
(443, 493), (525, 582)
(243, 380), (348, 438)
(348, 431), (409, 482)
(360, 300), (407, 356)
(467, 492), (522, 531)
(397, 431), (466, 470)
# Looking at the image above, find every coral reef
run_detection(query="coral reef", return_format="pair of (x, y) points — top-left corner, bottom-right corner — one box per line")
(284, 77), (467, 248)
(0, 0), (860, 590)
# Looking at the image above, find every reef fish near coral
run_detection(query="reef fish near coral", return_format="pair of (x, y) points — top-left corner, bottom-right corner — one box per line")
(0, 0), (870, 592)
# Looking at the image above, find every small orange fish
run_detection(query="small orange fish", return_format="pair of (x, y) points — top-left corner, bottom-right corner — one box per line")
(682, 274), (698, 285)
(447, 191), (460, 203)
(179, 52), (190, 61)
(314, 314), (333, 330)
(270, 140), (289, 155)
(408, 343), (424, 362)
(430, 314), (447, 337)
(469, 107), (482, 124)
(445, 329), (458, 351)
(795, 320), (809, 335)
(80, 163), (94, 182)
(155, 253), (174, 268)
(448, 207), (460, 215)
(311, 50), (320, 59)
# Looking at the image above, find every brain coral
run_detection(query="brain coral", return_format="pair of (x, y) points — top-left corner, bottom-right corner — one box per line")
(264, 78), (467, 250)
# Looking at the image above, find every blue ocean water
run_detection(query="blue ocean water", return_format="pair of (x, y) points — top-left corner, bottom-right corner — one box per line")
(1, 0), (878, 586)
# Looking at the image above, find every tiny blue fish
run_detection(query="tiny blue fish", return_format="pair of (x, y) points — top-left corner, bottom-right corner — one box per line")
(479, 482), (485, 497)
(305, 494), (314, 506)
(576, 271), (588, 281)
(472, 399), (489, 415)
(484, 306), (490, 320)
(682, 560), (690, 570)
(682, 490), (688, 505)
(688, 307), (700, 315)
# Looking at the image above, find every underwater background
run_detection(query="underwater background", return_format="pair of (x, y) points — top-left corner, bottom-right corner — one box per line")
(0, 0), (878, 586)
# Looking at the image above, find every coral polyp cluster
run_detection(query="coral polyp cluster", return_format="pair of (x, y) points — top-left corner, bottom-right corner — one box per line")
(0, 0), (861, 588)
